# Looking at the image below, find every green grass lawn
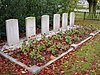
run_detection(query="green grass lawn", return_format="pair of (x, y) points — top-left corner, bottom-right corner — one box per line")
(61, 34), (100, 75)
(75, 12), (100, 20)
(75, 19), (100, 30)
(60, 18), (100, 75)
(75, 12), (100, 30)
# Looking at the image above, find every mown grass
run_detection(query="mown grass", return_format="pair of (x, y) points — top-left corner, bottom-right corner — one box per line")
(75, 12), (100, 30)
(75, 19), (100, 30)
(75, 12), (100, 20)
(60, 15), (100, 75)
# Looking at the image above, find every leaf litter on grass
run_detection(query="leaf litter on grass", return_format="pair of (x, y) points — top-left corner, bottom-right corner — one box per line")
(60, 34), (100, 75)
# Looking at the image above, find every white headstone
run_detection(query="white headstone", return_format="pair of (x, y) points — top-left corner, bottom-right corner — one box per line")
(26, 17), (36, 39)
(41, 15), (49, 35)
(70, 12), (75, 27)
(53, 14), (60, 32)
(6, 19), (19, 46)
(62, 13), (68, 31)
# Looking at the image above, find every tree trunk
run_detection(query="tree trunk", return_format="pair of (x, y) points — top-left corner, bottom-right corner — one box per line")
(87, 0), (97, 18)
(89, 2), (93, 14)
(89, 2), (94, 18)
(93, 2), (97, 16)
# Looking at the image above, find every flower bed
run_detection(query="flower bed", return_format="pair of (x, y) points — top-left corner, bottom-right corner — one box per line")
(0, 26), (97, 75)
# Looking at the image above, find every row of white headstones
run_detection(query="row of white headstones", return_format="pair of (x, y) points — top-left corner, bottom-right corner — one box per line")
(6, 12), (75, 46)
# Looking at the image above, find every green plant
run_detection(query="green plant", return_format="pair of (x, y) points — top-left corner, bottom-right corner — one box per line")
(65, 30), (74, 36)
(21, 41), (27, 54)
(41, 35), (47, 41)
(74, 36), (80, 42)
(73, 29), (80, 34)
(21, 39), (33, 54)
(46, 40), (53, 47)
(37, 43), (45, 51)
(33, 38), (38, 43)
(29, 48), (41, 60)
(65, 36), (72, 44)
(56, 43), (62, 49)
(40, 43), (45, 49)
(29, 42), (46, 60)
(53, 35), (62, 40)
(62, 46), (69, 50)
(29, 49), (36, 58)
(58, 31), (63, 36)
(27, 39), (33, 51)
(48, 44), (57, 55)
(51, 49), (57, 55)
(53, 35), (59, 40)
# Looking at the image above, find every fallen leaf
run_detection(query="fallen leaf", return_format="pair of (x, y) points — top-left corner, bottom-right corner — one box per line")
(21, 71), (26, 74)
(61, 71), (64, 74)
(98, 64), (100, 67)
(50, 55), (56, 60)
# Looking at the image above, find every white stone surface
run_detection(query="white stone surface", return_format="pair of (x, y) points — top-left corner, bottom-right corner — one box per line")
(53, 14), (60, 32)
(62, 13), (68, 31)
(6, 19), (19, 46)
(26, 17), (36, 39)
(70, 12), (75, 27)
(41, 15), (49, 35)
